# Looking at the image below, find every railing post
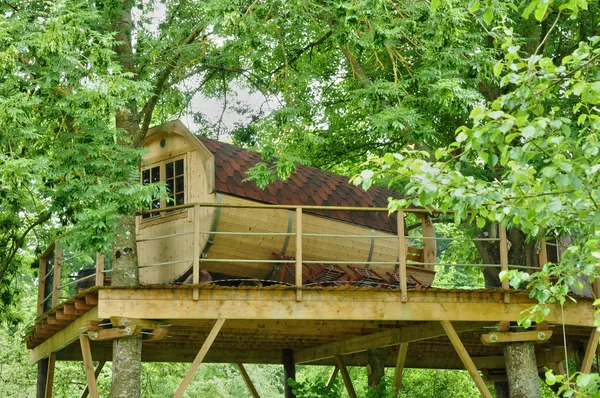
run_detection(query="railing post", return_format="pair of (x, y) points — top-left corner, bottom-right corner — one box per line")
(37, 255), (47, 316)
(52, 243), (62, 308)
(499, 225), (510, 303)
(420, 215), (436, 270)
(397, 211), (407, 302)
(95, 254), (104, 287)
(538, 234), (548, 269)
(193, 204), (201, 300)
(296, 207), (303, 301)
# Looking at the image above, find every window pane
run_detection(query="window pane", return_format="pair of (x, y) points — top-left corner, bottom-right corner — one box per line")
(166, 162), (174, 179)
(176, 193), (184, 205)
(151, 166), (160, 183)
(142, 169), (150, 185)
(175, 159), (184, 175)
(166, 179), (174, 194)
(176, 176), (184, 193)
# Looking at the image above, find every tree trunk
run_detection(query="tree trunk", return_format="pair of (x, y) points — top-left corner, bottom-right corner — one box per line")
(475, 224), (538, 288)
(503, 341), (541, 398)
(366, 348), (385, 391)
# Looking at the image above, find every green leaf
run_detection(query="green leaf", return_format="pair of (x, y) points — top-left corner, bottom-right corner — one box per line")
(468, 0), (481, 13)
(522, 0), (540, 19)
(476, 217), (486, 228)
(534, 2), (548, 21)
(482, 7), (494, 24)
(493, 61), (503, 77)
(431, 0), (440, 11)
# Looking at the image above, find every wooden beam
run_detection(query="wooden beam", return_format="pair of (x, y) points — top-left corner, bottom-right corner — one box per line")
(95, 254), (104, 287)
(295, 208), (303, 301)
(37, 256), (48, 316)
(420, 216), (436, 271)
(79, 335), (99, 398)
(29, 307), (99, 365)
(193, 204), (201, 300)
(52, 246), (62, 308)
(498, 226), (509, 303)
(581, 327), (600, 374)
(74, 299), (93, 311)
(97, 288), (595, 327)
(441, 321), (492, 398)
(80, 361), (105, 398)
(326, 366), (339, 388)
(397, 211), (407, 302)
(85, 294), (98, 306)
(44, 353), (55, 398)
(236, 363), (260, 398)
(335, 356), (357, 398)
(173, 318), (226, 398)
(295, 322), (489, 364)
(393, 343), (408, 393)
(481, 330), (552, 345)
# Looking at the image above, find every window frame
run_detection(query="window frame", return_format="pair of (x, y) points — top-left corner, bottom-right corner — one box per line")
(141, 154), (188, 222)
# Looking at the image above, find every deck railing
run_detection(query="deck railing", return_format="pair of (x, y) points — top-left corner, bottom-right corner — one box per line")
(37, 202), (553, 314)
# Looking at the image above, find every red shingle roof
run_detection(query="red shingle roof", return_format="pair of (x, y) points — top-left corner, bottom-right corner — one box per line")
(197, 136), (400, 233)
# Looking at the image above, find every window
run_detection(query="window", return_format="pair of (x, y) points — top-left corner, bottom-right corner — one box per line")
(142, 157), (185, 220)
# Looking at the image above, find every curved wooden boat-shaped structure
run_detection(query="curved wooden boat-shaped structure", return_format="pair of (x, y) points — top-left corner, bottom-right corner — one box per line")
(136, 120), (436, 286)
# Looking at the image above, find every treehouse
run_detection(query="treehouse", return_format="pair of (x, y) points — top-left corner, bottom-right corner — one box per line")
(27, 121), (600, 398)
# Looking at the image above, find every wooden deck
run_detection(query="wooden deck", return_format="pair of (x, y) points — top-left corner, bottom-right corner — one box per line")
(27, 285), (594, 370)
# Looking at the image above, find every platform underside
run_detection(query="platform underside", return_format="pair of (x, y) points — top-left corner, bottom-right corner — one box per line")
(28, 285), (595, 371)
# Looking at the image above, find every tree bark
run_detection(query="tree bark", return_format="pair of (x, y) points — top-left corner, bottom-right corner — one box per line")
(503, 341), (541, 398)
(367, 348), (385, 391)
(475, 224), (538, 288)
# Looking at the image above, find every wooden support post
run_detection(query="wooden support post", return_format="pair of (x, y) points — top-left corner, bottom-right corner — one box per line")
(52, 245), (62, 308)
(326, 366), (339, 388)
(174, 318), (225, 398)
(193, 204), (201, 300)
(79, 335), (99, 398)
(538, 236), (548, 268)
(37, 256), (47, 316)
(283, 349), (296, 398)
(581, 327), (600, 374)
(80, 361), (105, 398)
(397, 211), (407, 302)
(393, 343), (409, 394)
(95, 254), (104, 287)
(236, 363), (260, 398)
(440, 321), (492, 398)
(420, 215), (436, 271)
(499, 225), (510, 303)
(44, 353), (55, 398)
(335, 355), (357, 398)
(36, 357), (49, 398)
(295, 208), (303, 301)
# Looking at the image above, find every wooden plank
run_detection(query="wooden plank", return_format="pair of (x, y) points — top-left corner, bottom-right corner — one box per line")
(236, 363), (260, 398)
(63, 303), (86, 316)
(481, 330), (552, 345)
(55, 309), (78, 321)
(193, 204), (201, 300)
(335, 356), (357, 398)
(441, 321), (492, 398)
(38, 256), (48, 316)
(498, 225), (509, 301)
(44, 353), (55, 398)
(95, 254), (104, 287)
(295, 322), (489, 364)
(85, 294), (98, 306)
(29, 307), (99, 365)
(80, 361), (105, 398)
(581, 327), (600, 374)
(79, 335), (99, 398)
(173, 318), (226, 398)
(420, 216), (436, 271)
(97, 288), (595, 327)
(52, 245), (62, 308)
(397, 211), (407, 302)
(88, 328), (135, 341)
(296, 208), (303, 301)
(326, 366), (339, 388)
(393, 343), (408, 392)
(538, 236), (548, 267)
(74, 299), (93, 311)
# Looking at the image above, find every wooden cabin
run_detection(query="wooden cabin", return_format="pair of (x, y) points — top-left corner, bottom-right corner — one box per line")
(27, 121), (600, 398)
(137, 120), (436, 288)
